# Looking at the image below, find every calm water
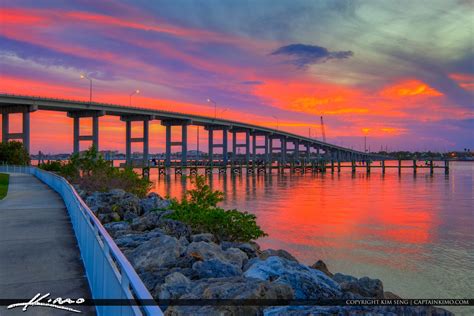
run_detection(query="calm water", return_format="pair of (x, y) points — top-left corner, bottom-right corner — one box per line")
(150, 161), (473, 314)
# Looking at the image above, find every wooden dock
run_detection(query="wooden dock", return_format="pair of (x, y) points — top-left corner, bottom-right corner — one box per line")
(120, 159), (450, 176)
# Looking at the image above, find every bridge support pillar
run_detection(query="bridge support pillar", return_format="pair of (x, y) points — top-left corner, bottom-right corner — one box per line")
(294, 139), (300, 161)
(121, 115), (154, 166)
(67, 110), (104, 154)
(205, 125), (228, 166)
(162, 119), (191, 167)
(305, 144), (311, 162)
(231, 129), (251, 164)
(269, 135), (287, 164)
(287, 139), (299, 162)
(281, 137), (287, 163)
(251, 133), (269, 165)
(264, 135), (269, 163)
(1, 105), (37, 153)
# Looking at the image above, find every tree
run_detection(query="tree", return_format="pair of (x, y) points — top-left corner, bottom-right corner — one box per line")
(0, 141), (30, 165)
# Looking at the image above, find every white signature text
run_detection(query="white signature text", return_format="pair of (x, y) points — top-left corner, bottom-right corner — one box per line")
(7, 293), (85, 313)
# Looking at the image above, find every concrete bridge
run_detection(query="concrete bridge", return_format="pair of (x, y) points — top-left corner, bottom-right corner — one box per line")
(0, 94), (386, 166)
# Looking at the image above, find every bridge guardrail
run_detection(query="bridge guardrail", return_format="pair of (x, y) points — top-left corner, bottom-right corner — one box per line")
(0, 165), (163, 316)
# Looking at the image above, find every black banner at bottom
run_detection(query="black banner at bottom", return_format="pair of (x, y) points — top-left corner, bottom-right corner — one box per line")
(1, 298), (473, 307)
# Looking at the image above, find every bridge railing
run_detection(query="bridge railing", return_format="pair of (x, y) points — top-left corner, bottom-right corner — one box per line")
(0, 165), (162, 316)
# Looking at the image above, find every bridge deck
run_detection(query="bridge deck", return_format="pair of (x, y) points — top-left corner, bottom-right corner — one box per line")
(0, 173), (95, 315)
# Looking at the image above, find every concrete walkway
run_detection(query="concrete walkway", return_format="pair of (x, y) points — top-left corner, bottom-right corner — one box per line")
(0, 173), (95, 315)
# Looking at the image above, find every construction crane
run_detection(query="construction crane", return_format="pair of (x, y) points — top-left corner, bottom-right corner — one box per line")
(320, 116), (327, 142)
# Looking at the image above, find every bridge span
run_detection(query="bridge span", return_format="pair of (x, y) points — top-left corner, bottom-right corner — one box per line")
(0, 94), (386, 165)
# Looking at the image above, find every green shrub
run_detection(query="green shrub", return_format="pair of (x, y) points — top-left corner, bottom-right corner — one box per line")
(167, 176), (267, 242)
(38, 160), (63, 172)
(47, 146), (151, 197)
(0, 141), (30, 165)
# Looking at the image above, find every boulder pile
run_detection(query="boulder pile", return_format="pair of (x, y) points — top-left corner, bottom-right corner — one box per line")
(80, 189), (452, 315)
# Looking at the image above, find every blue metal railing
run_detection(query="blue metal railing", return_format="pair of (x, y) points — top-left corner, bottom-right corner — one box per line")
(0, 165), (163, 316)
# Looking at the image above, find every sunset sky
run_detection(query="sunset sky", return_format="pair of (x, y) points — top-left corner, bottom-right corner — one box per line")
(1, 0), (473, 153)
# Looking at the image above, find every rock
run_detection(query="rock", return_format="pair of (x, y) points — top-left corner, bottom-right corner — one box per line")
(140, 192), (171, 213)
(192, 258), (242, 279)
(123, 210), (138, 222)
(119, 193), (142, 216)
(103, 221), (131, 237)
(162, 255), (197, 270)
(84, 192), (101, 213)
(130, 212), (162, 231)
(164, 277), (293, 315)
(141, 268), (197, 295)
(114, 228), (165, 249)
(127, 235), (186, 271)
(243, 257), (261, 271)
(158, 219), (191, 239)
(110, 212), (121, 222)
(186, 241), (248, 269)
(130, 213), (190, 239)
(156, 272), (192, 300)
(244, 256), (342, 299)
(264, 306), (454, 316)
(221, 241), (260, 258)
(191, 233), (215, 243)
(178, 236), (189, 248)
(109, 188), (126, 198)
(83, 190), (142, 221)
(310, 259), (333, 278)
(259, 249), (298, 263)
(333, 273), (384, 298)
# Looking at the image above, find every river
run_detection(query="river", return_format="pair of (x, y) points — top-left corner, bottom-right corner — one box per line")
(150, 161), (473, 314)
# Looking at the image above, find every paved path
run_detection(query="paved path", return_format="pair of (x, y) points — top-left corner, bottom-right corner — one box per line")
(0, 173), (95, 315)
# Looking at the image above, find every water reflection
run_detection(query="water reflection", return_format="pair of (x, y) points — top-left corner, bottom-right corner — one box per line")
(149, 162), (473, 311)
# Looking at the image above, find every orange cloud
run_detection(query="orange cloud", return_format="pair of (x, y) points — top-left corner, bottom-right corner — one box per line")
(360, 127), (407, 137)
(253, 79), (367, 115)
(380, 79), (443, 98)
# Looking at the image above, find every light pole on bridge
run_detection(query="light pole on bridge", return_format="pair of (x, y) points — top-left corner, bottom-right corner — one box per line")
(80, 73), (92, 105)
(207, 98), (217, 119)
(272, 115), (279, 130)
(129, 89), (140, 106)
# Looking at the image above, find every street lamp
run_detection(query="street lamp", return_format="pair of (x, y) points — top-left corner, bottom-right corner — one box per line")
(207, 98), (217, 119)
(129, 89), (140, 106)
(272, 115), (279, 130)
(80, 73), (92, 104)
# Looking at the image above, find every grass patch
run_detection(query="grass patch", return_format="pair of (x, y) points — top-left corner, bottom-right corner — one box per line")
(0, 173), (9, 200)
